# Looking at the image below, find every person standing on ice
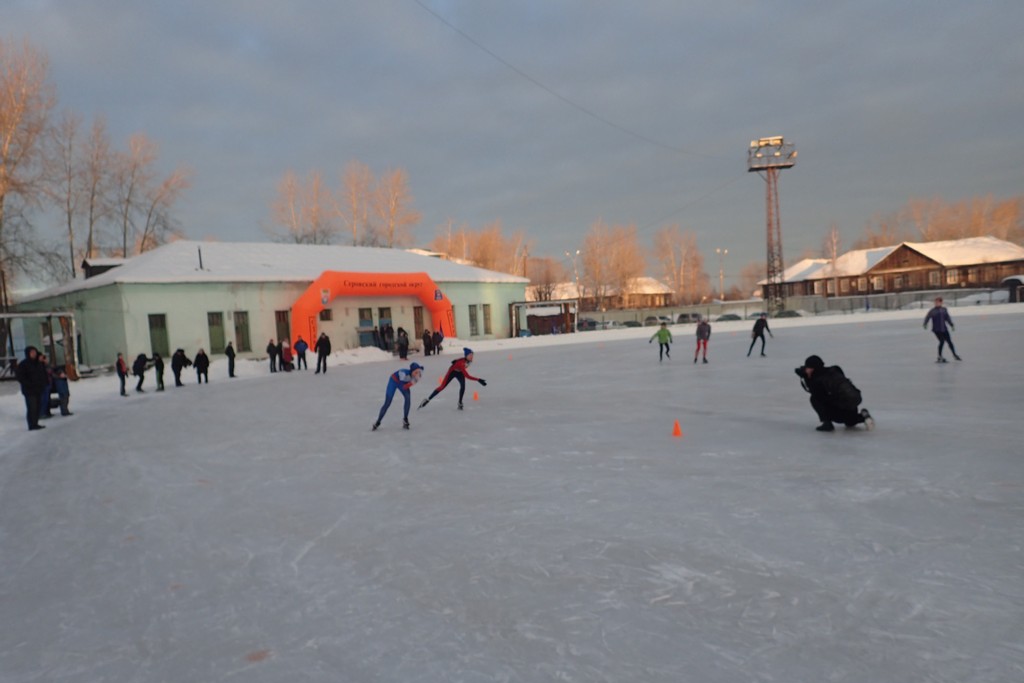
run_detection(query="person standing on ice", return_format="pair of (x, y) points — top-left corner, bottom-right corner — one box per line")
(293, 336), (308, 370)
(747, 313), (773, 357)
(694, 317), (711, 364)
(193, 348), (210, 384)
(796, 355), (874, 432)
(314, 332), (331, 374)
(225, 341), (236, 377)
(116, 352), (129, 396)
(418, 347), (487, 411)
(266, 339), (278, 373)
(649, 322), (672, 361)
(923, 296), (961, 362)
(132, 353), (150, 392)
(15, 346), (48, 431)
(171, 348), (191, 387)
(373, 362), (424, 431)
(153, 352), (165, 391)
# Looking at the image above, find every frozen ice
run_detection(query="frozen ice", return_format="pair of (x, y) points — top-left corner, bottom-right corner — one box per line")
(1, 307), (1022, 682)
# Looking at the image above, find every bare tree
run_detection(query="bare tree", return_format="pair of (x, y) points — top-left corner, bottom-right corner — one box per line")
(336, 160), (374, 246)
(652, 225), (709, 304)
(46, 109), (82, 278)
(113, 133), (157, 257)
(0, 38), (56, 304)
(81, 117), (114, 259)
(738, 260), (764, 299)
(271, 169), (302, 240)
(580, 220), (617, 310)
(371, 168), (420, 247)
(607, 223), (646, 306)
(855, 193), (1024, 248)
(135, 167), (190, 252)
(270, 169), (339, 245)
(526, 256), (564, 301)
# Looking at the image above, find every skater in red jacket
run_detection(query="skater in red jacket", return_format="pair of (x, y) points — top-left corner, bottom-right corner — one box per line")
(418, 347), (487, 411)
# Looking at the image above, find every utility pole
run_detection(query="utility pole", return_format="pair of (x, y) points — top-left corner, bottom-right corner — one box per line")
(748, 136), (797, 313)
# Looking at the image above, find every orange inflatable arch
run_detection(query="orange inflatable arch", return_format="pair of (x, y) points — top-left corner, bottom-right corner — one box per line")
(291, 271), (456, 345)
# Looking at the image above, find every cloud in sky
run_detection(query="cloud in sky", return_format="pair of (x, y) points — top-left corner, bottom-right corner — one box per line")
(7, 0), (1023, 281)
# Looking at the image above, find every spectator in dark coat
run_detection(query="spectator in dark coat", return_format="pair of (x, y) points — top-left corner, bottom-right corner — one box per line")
(132, 353), (150, 393)
(314, 332), (331, 374)
(266, 339), (278, 373)
(797, 355), (873, 432)
(225, 341), (236, 377)
(397, 327), (410, 360)
(52, 363), (73, 416)
(16, 346), (49, 431)
(116, 352), (129, 396)
(194, 349), (210, 384)
(432, 329), (444, 355)
(293, 336), (308, 370)
(153, 352), (165, 391)
(422, 329), (434, 356)
(171, 349), (191, 387)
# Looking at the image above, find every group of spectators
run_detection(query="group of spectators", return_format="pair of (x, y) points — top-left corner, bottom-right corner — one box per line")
(116, 346), (215, 396)
(266, 333), (332, 374)
(14, 346), (72, 431)
(421, 329), (445, 357)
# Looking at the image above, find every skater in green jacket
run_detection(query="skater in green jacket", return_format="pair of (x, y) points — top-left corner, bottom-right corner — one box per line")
(649, 323), (673, 361)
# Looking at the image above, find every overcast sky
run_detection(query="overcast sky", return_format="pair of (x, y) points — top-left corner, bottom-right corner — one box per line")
(8, 0), (1023, 284)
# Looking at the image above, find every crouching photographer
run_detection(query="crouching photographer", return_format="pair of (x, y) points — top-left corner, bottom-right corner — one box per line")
(796, 355), (874, 432)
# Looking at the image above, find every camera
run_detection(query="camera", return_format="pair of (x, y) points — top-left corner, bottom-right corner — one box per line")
(794, 366), (805, 377)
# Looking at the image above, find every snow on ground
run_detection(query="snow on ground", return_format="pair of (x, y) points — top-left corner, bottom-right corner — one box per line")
(2, 307), (1023, 682)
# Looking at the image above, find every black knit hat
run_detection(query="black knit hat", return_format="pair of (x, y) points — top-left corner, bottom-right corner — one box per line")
(804, 355), (824, 370)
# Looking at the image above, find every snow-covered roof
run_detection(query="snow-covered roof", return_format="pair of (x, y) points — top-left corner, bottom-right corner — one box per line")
(81, 257), (127, 267)
(821, 246), (898, 278)
(21, 240), (528, 303)
(758, 258), (829, 285)
(625, 276), (674, 295)
(526, 276), (673, 302)
(904, 236), (1024, 266)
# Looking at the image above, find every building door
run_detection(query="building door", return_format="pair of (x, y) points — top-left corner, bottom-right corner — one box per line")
(275, 310), (291, 343)
(233, 311), (251, 352)
(413, 306), (424, 338)
(207, 312), (225, 354)
(148, 314), (170, 357)
(377, 307), (392, 327)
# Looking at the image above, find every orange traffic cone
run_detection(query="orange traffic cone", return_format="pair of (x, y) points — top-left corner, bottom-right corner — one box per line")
(672, 420), (683, 438)
(473, 391), (480, 401)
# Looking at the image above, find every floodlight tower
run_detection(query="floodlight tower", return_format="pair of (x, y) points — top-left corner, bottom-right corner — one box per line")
(747, 136), (797, 313)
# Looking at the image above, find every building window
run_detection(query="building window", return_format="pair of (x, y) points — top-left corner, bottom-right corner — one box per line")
(148, 314), (170, 358)
(840, 279), (850, 294)
(207, 312), (225, 354)
(319, 309), (333, 321)
(358, 308), (373, 327)
(858, 277), (867, 291)
(872, 276), (885, 291)
(378, 307), (392, 325)
(274, 310), (291, 343)
(468, 305), (479, 336)
(929, 271), (941, 286)
(826, 280), (835, 295)
(813, 281), (824, 295)
(482, 304), (492, 334)
(893, 276), (903, 290)
(946, 269), (959, 285)
(233, 311), (251, 352)
(968, 268), (979, 284)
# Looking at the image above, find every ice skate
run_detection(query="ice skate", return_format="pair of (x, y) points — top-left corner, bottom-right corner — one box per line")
(953, 354), (962, 361)
(402, 419), (410, 430)
(457, 403), (464, 411)
(860, 408), (874, 431)
(418, 398), (430, 410)
(815, 422), (835, 432)
(703, 357), (708, 364)
(371, 421), (380, 431)
(693, 357), (698, 364)
(937, 356), (947, 363)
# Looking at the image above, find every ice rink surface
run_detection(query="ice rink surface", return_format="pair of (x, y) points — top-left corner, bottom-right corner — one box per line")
(2, 308), (1023, 682)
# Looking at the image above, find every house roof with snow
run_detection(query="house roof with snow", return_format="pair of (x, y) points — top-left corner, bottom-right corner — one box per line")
(902, 236), (1024, 266)
(758, 258), (829, 285)
(820, 245), (899, 278)
(21, 240), (528, 303)
(526, 276), (674, 301)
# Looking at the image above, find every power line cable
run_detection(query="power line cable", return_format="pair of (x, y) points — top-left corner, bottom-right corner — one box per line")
(412, 0), (728, 160)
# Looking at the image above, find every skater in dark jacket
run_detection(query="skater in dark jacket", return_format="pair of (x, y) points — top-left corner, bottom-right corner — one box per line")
(132, 353), (149, 392)
(397, 327), (409, 360)
(153, 352), (165, 391)
(225, 341), (236, 377)
(432, 329), (444, 355)
(372, 362), (424, 431)
(314, 332), (331, 374)
(171, 349), (191, 387)
(16, 346), (49, 430)
(419, 347), (486, 411)
(116, 352), (129, 396)
(266, 339), (278, 373)
(796, 355), (874, 432)
(193, 349), (210, 384)
(694, 318), (711, 364)
(747, 313), (773, 357)
(923, 296), (961, 362)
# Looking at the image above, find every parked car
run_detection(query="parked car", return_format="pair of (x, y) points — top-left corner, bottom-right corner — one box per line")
(716, 313), (742, 322)
(657, 316), (673, 325)
(621, 320), (642, 328)
(643, 316), (660, 326)
(773, 310), (802, 318)
(577, 318), (598, 331)
(747, 312), (766, 319)
(599, 320), (622, 329)
(677, 313), (701, 324)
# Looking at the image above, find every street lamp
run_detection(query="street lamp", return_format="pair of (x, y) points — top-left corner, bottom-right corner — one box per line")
(715, 247), (728, 300)
(565, 249), (581, 332)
